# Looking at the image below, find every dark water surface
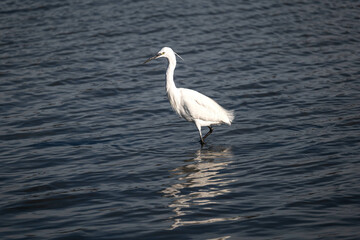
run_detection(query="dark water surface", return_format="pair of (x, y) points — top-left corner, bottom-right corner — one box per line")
(1, 0), (360, 239)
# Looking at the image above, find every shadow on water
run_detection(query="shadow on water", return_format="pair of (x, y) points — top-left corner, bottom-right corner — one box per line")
(162, 146), (240, 231)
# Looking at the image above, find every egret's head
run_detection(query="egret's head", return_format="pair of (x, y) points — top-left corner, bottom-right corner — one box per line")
(144, 47), (183, 64)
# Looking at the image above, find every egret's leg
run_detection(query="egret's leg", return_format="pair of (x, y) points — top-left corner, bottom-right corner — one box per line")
(203, 126), (213, 140)
(200, 136), (205, 145)
(195, 121), (205, 145)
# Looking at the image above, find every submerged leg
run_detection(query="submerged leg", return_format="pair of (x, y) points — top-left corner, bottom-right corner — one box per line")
(203, 126), (213, 140)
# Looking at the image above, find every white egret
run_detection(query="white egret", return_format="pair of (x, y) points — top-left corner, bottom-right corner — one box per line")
(144, 47), (234, 145)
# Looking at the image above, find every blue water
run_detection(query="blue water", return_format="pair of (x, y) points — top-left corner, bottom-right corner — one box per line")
(1, 0), (360, 239)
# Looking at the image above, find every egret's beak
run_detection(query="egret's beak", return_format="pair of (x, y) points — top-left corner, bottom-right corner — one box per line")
(143, 53), (161, 64)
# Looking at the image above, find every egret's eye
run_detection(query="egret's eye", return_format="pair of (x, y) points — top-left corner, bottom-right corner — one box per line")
(162, 52), (165, 55)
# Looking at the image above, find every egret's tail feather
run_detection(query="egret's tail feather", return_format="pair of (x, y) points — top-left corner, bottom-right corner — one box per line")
(225, 109), (235, 125)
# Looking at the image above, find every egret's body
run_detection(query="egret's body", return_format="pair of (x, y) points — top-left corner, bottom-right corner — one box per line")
(144, 47), (234, 145)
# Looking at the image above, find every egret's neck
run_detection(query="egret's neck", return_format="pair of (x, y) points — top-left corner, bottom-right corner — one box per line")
(165, 54), (177, 93)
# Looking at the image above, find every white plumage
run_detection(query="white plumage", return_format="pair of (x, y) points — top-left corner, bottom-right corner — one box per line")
(144, 47), (234, 145)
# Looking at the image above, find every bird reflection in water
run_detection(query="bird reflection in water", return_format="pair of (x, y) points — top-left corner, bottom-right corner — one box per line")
(162, 146), (240, 230)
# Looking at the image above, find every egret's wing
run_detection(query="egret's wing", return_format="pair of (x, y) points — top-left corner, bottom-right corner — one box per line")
(180, 88), (233, 124)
